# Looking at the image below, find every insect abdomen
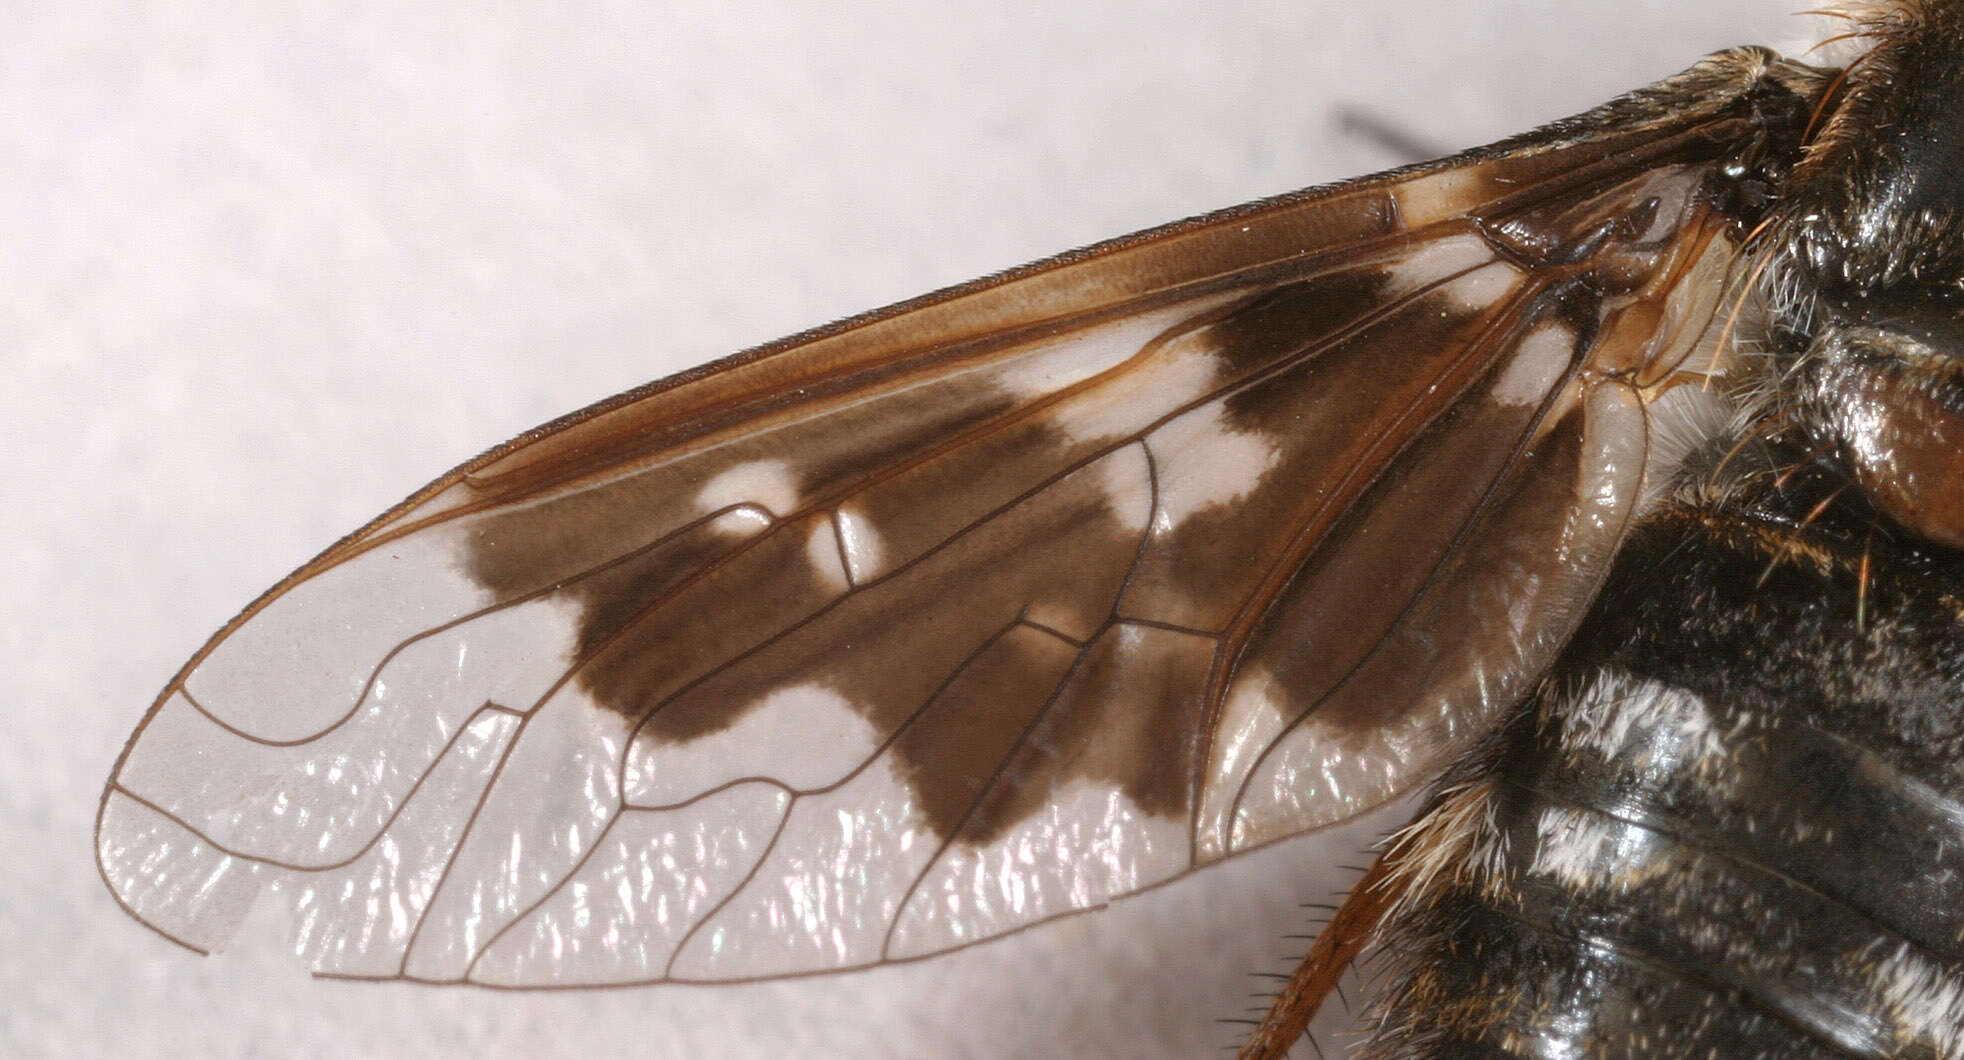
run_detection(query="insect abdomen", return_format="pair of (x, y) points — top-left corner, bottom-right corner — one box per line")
(1364, 469), (1964, 1058)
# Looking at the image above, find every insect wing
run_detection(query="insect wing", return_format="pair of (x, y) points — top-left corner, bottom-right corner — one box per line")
(100, 54), (1765, 986)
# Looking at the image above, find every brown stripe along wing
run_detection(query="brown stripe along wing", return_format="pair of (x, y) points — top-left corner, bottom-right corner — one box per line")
(98, 49), (1779, 1005)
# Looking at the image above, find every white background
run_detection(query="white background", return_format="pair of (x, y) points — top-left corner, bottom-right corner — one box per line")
(10, 1), (1805, 1056)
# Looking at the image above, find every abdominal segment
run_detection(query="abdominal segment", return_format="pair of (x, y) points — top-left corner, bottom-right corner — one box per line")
(1357, 453), (1964, 1059)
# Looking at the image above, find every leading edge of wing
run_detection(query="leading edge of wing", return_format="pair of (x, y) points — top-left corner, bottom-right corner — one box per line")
(222, 46), (1799, 556)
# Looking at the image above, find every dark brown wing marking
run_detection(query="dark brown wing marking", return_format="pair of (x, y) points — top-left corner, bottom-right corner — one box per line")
(99, 48), (1798, 985)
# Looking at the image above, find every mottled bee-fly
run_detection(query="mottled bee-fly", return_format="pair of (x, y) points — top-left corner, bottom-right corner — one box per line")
(98, 2), (1964, 1056)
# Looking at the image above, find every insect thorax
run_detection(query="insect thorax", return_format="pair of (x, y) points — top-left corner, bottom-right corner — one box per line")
(1772, 0), (1964, 550)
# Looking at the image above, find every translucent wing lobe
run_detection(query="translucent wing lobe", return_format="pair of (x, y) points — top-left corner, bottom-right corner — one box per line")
(100, 50), (1785, 985)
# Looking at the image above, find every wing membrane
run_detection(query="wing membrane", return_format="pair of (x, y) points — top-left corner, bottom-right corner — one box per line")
(101, 50), (1787, 984)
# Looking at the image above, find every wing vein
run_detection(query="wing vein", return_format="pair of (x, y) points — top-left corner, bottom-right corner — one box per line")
(1220, 319), (1602, 849)
(1188, 274), (1550, 858)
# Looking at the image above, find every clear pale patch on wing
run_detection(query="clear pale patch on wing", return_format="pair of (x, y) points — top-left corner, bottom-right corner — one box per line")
(101, 50), (1777, 985)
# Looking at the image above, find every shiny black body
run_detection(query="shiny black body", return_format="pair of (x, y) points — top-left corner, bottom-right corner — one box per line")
(1369, 452), (1964, 1056)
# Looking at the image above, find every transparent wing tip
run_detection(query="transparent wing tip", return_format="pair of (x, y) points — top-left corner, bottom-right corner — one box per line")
(97, 787), (264, 955)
